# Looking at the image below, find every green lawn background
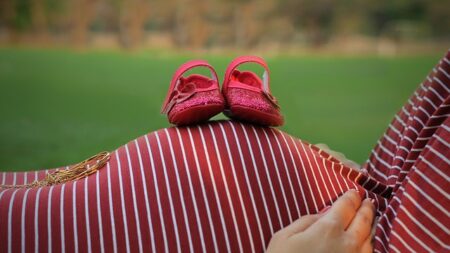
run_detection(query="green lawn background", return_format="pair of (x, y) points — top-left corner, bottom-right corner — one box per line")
(0, 48), (442, 171)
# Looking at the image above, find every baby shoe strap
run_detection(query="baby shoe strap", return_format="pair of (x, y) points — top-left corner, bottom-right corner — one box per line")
(223, 56), (270, 93)
(161, 60), (218, 114)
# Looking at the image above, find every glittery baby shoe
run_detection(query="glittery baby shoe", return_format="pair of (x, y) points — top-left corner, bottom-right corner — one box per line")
(161, 60), (225, 125)
(222, 56), (284, 126)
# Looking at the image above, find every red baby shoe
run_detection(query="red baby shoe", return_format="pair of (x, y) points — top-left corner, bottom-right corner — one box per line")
(161, 60), (225, 125)
(222, 56), (284, 126)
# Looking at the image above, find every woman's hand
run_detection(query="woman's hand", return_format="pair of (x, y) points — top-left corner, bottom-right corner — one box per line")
(266, 190), (375, 253)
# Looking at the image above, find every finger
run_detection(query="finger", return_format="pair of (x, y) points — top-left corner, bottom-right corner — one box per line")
(321, 190), (362, 230)
(280, 214), (323, 236)
(346, 198), (375, 245)
(359, 233), (374, 253)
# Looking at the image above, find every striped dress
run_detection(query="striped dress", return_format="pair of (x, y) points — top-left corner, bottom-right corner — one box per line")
(0, 51), (449, 253)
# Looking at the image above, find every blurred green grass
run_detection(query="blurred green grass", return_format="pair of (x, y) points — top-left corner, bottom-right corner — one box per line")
(0, 48), (442, 171)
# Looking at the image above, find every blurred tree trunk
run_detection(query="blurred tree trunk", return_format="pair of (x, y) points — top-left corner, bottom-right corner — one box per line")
(189, 0), (209, 48)
(31, 0), (48, 41)
(174, 0), (187, 46)
(71, 0), (94, 47)
(232, 0), (261, 48)
(119, 0), (150, 49)
(173, 0), (209, 49)
(0, 0), (18, 43)
(233, 3), (245, 48)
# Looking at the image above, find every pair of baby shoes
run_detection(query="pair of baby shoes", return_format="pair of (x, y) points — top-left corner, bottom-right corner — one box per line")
(161, 56), (284, 127)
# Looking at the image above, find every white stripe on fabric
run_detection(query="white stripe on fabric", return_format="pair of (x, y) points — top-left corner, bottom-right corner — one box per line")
(395, 114), (407, 127)
(21, 189), (30, 253)
(124, 145), (144, 253)
(434, 76), (450, 93)
(338, 164), (351, 190)
(419, 156), (450, 182)
(218, 123), (261, 251)
(444, 57), (450, 65)
(427, 146), (450, 165)
(134, 139), (156, 253)
(394, 216), (435, 252)
(435, 135), (450, 148)
(84, 177), (92, 252)
(423, 97), (438, 110)
(164, 130), (194, 253)
(321, 158), (339, 199)
(407, 125), (420, 136)
(175, 129), (207, 252)
(429, 86), (445, 101)
(47, 186), (54, 253)
(403, 192), (449, 233)
(155, 132), (183, 253)
(375, 237), (389, 253)
(398, 204), (450, 249)
(376, 221), (390, 247)
(383, 133), (399, 147)
(244, 124), (283, 226)
(367, 161), (389, 181)
(60, 184), (66, 253)
(370, 150), (392, 170)
(34, 188), (42, 253)
(290, 137), (319, 212)
(144, 135), (170, 252)
(444, 124), (450, 132)
(115, 151), (131, 253)
(270, 129), (301, 217)
(207, 125), (244, 252)
(7, 190), (18, 253)
(95, 169), (105, 253)
(431, 113), (450, 119)
(186, 128), (219, 252)
(280, 133), (310, 214)
(261, 128), (293, 222)
(106, 163), (118, 253)
(330, 163), (345, 196)
(391, 231), (416, 253)
(309, 146), (334, 202)
(299, 141), (327, 208)
(377, 140), (395, 158)
(408, 181), (449, 216)
(72, 181), (79, 253)
(345, 168), (361, 191)
(196, 126), (231, 252)
(438, 66), (450, 79)
(230, 122), (275, 234)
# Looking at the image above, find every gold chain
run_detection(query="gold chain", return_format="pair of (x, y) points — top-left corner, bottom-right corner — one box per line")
(0, 151), (110, 189)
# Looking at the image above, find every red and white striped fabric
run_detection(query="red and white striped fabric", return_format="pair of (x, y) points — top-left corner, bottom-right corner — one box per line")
(362, 50), (450, 253)
(0, 51), (449, 253)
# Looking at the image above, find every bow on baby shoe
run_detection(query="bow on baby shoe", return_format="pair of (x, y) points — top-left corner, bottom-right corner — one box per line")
(160, 59), (225, 126)
(262, 90), (280, 109)
(161, 82), (198, 114)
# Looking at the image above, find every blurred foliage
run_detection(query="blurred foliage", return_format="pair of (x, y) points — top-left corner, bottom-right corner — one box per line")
(0, 0), (448, 49)
(0, 48), (442, 170)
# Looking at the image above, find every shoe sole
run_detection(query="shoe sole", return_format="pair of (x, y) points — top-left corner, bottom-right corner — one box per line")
(226, 105), (284, 126)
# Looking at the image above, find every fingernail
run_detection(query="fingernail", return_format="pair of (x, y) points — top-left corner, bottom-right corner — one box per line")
(364, 198), (376, 210)
(319, 206), (331, 214)
(349, 189), (360, 197)
(370, 199), (376, 208)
